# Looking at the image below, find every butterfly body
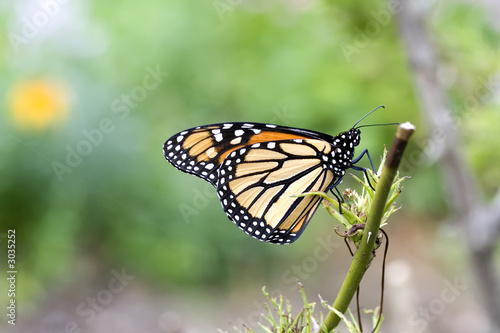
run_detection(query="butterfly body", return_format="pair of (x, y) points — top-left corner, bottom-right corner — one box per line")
(163, 122), (365, 244)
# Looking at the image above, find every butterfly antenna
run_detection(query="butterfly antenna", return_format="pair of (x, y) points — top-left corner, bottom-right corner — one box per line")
(352, 105), (386, 129)
(356, 122), (400, 130)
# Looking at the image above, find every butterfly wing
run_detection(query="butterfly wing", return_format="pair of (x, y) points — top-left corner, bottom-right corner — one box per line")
(163, 122), (339, 244)
(163, 122), (334, 185)
(216, 138), (337, 243)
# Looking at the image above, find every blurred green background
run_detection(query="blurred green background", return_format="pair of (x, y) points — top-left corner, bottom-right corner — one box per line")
(1, 0), (499, 332)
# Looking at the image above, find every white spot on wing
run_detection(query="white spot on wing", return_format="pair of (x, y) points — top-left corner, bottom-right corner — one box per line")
(206, 147), (217, 158)
(214, 133), (223, 142)
(230, 137), (242, 145)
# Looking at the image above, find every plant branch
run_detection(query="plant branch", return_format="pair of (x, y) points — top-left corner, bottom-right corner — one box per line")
(321, 123), (415, 332)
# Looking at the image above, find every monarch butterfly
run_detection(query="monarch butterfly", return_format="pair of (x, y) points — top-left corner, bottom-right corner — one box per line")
(163, 106), (387, 244)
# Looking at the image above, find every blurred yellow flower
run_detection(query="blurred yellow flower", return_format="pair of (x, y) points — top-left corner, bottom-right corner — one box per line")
(7, 79), (71, 131)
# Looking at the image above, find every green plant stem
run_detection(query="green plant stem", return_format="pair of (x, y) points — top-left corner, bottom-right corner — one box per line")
(321, 123), (414, 332)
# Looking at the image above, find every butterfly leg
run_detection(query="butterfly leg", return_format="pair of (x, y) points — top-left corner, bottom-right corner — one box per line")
(330, 178), (345, 214)
(351, 149), (376, 190)
(351, 148), (376, 173)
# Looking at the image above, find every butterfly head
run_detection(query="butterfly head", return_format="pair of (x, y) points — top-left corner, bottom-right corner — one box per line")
(349, 128), (361, 147)
(333, 128), (361, 149)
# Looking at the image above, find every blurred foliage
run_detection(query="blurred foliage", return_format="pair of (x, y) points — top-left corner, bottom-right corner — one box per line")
(0, 0), (498, 307)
